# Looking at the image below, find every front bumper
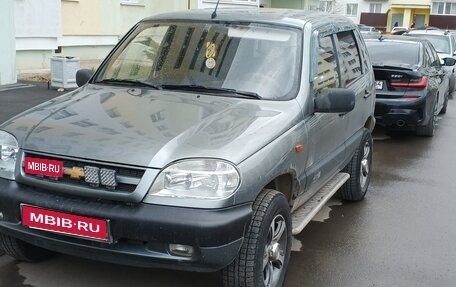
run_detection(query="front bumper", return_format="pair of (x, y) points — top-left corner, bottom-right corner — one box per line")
(374, 97), (428, 128)
(0, 179), (252, 272)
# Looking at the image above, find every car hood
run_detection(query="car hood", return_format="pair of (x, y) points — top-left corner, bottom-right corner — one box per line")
(1, 84), (300, 168)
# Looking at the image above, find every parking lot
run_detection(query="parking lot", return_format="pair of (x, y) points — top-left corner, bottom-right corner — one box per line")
(0, 83), (455, 286)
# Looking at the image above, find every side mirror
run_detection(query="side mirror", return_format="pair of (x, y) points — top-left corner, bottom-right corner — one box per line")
(76, 69), (94, 87)
(314, 88), (356, 113)
(442, 57), (456, 66)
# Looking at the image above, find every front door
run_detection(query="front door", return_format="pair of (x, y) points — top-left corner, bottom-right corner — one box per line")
(303, 34), (347, 196)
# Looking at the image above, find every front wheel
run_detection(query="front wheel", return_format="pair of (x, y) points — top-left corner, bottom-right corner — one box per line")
(0, 233), (54, 262)
(222, 189), (291, 287)
(339, 129), (373, 201)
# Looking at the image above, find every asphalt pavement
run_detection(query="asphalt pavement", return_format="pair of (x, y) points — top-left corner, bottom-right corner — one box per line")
(0, 81), (66, 123)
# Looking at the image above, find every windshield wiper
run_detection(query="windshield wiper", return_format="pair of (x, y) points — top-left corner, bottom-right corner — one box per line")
(161, 84), (262, 99)
(96, 79), (162, 90)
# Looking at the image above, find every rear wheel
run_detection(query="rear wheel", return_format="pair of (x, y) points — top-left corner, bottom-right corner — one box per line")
(222, 189), (291, 287)
(0, 233), (54, 262)
(416, 97), (437, 137)
(339, 129), (373, 201)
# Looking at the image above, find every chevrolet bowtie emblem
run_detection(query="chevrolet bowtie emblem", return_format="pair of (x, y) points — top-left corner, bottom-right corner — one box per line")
(63, 167), (85, 180)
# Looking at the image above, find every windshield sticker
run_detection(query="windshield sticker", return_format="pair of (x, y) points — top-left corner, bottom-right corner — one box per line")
(206, 42), (217, 59)
(205, 58), (216, 69)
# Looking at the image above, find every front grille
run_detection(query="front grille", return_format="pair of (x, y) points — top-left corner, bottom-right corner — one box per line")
(23, 153), (145, 193)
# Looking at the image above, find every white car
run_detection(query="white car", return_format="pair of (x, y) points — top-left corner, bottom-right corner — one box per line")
(358, 25), (382, 38)
(391, 26), (409, 35)
(408, 29), (456, 93)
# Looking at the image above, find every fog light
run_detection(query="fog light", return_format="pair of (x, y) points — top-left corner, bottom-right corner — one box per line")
(169, 244), (194, 257)
(0, 212), (3, 220)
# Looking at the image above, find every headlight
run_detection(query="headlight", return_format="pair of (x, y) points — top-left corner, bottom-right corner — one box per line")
(146, 159), (240, 200)
(0, 131), (19, 180)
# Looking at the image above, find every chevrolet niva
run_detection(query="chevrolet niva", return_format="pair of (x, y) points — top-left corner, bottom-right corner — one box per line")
(0, 9), (375, 287)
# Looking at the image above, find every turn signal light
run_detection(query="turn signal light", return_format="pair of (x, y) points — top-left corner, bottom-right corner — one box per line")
(169, 244), (194, 257)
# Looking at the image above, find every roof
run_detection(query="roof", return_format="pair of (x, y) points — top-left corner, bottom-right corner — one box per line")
(364, 35), (429, 45)
(408, 29), (451, 36)
(141, 8), (357, 30)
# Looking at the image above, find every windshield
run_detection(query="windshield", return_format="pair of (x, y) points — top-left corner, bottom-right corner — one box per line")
(366, 41), (420, 65)
(96, 22), (301, 100)
(409, 34), (450, 54)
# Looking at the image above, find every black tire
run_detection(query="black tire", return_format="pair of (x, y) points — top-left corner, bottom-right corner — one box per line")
(440, 92), (448, 115)
(416, 97), (437, 137)
(0, 233), (54, 262)
(339, 129), (373, 201)
(449, 75), (456, 94)
(222, 189), (291, 287)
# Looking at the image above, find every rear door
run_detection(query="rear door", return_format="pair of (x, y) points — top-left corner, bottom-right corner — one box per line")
(425, 41), (449, 110)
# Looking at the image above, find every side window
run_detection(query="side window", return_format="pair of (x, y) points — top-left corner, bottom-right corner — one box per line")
(353, 29), (370, 74)
(426, 43), (441, 67)
(336, 30), (363, 86)
(423, 48), (432, 67)
(424, 43), (435, 67)
(314, 35), (340, 94)
(451, 36), (456, 53)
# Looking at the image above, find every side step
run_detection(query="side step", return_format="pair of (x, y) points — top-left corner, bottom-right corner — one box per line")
(291, 172), (350, 235)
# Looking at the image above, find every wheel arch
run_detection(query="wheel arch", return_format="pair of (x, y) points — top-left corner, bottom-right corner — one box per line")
(264, 172), (299, 207)
(364, 115), (376, 132)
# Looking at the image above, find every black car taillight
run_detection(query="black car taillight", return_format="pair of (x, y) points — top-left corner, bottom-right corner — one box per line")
(390, 76), (427, 89)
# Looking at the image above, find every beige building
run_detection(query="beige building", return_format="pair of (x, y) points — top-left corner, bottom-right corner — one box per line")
(14, 0), (200, 76)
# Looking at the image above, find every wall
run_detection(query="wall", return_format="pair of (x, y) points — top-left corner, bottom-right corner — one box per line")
(15, 0), (193, 75)
(15, 0), (61, 51)
(198, 0), (259, 8)
(271, 0), (304, 8)
(0, 0), (16, 85)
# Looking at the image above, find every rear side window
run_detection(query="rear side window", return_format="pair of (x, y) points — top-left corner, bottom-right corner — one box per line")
(424, 46), (433, 67)
(314, 36), (340, 94)
(423, 42), (441, 67)
(336, 31), (362, 85)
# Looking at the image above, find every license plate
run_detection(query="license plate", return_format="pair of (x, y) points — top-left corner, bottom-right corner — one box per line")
(24, 157), (63, 178)
(21, 205), (110, 242)
(375, 81), (383, 90)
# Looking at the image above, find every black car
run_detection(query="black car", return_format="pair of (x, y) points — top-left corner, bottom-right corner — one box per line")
(365, 36), (456, 136)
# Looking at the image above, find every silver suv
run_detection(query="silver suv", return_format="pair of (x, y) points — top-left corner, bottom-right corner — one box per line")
(0, 9), (375, 287)
(408, 29), (456, 93)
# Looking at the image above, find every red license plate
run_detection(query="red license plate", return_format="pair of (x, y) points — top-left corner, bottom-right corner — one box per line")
(24, 157), (63, 178)
(22, 205), (109, 242)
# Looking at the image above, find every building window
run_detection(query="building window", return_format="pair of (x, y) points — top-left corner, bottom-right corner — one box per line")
(319, 1), (333, 12)
(369, 3), (382, 13)
(346, 3), (358, 16)
(432, 2), (456, 15)
(120, 0), (144, 5)
(314, 36), (340, 94)
(336, 30), (362, 85)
